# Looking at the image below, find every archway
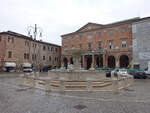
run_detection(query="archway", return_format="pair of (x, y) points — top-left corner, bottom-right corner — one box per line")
(70, 57), (74, 64)
(108, 56), (116, 68)
(63, 57), (68, 69)
(119, 55), (129, 68)
(96, 55), (103, 67)
(86, 56), (92, 69)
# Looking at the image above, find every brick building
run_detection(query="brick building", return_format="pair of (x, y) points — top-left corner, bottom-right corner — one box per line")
(61, 18), (140, 69)
(0, 31), (61, 71)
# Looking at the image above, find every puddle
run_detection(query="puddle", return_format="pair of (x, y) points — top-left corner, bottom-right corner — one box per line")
(74, 104), (87, 110)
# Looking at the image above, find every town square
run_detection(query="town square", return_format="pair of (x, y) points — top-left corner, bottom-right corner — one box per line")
(0, 0), (150, 113)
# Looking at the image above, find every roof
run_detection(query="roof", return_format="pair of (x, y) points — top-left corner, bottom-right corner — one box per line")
(75, 22), (103, 32)
(61, 17), (141, 37)
(0, 31), (61, 47)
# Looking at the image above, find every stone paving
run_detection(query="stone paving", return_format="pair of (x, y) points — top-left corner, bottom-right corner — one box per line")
(0, 73), (150, 113)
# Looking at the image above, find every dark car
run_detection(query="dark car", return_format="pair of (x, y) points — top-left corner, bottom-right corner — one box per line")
(128, 69), (147, 79)
(42, 66), (52, 72)
(105, 68), (114, 77)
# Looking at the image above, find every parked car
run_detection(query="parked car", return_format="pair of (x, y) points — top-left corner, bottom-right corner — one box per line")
(105, 68), (114, 77)
(111, 68), (129, 77)
(42, 66), (51, 72)
(117, 69), (128, 76)
(128, 69), (147, 79)
(23, 67), (33, 72)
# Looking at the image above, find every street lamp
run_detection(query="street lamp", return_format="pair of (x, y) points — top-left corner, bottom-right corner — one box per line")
(27, 24), (43, 40)
(27, 24), (43, 71)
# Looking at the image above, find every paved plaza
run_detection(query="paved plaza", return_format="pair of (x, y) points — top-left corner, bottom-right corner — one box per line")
(0, 73), (150, 113)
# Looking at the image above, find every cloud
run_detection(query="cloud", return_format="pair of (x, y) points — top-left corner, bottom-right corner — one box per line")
(0, 0), (150, 45)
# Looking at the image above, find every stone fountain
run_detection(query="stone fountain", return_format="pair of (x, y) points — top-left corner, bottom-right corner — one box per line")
(21, 49), (134, 93)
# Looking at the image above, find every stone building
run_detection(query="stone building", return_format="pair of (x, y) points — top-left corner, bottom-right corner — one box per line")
(61, 18), (140, 69)
(0, 31), (61, 71)
(132, 17), (150, 69)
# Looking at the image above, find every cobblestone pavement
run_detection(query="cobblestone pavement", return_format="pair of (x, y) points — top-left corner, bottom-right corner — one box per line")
(0, 73), (150, 113)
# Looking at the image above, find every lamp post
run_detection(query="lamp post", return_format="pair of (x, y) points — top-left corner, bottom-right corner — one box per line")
(27, 24), (43, 71)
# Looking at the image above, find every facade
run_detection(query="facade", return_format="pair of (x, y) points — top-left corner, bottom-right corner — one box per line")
(0, 31), (61, 71)
(61, 18), (140, 69)
(132, 17), (150, 69)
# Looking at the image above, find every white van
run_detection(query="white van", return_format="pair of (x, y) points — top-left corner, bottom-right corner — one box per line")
(22, 63), (33, 72)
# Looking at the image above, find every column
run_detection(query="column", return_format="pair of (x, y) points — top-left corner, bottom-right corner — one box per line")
(82, 55), (85, 69)
(103, 54), (106, 68)
(89, 54), (95, 70)
(116, 56), (119, 68)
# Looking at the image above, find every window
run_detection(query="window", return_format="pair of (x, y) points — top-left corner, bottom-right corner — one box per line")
(25, 41), (29, 46)
(8, 37), (11, 42)
(79, 44), (82, 49)
(48, 46), (50, 51)
(12, 37), (14, 43)
(43, 56), (45, 60)
(43, 46), (46, 50)
(107, 29), (113, 35)
(95, 31), (101, 37)
(120, 27), (128, 32)
(32, 54), (34, 60)
(55, 57), (56, 61)
(108, 40), (113, 49)
(8, 51), (12, 58)
(8, 37), (14, 43)
(27, 53), (29, 59)
(49, 56), (51, 61)
(24, 53), (27, 59)
(88, 42), (92, 49)
(79, 35), (82, 40)
(32, 54), (36, 60)
(51, 47), (53, 51)
(121, 39), (127, 48)
(55, 48), (58, 52)
(98, 41), (102, 49)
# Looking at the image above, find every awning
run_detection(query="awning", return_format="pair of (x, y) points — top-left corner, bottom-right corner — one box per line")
(5, 62), (16, 67)
(22, 63), (32, 67)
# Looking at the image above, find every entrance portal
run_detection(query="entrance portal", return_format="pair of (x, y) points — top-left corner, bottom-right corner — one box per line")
(119, 55), (129, 68)
(86, 56), (92, 69)
(63, 57), (68, 69)
(70, 57), (74, 64)
(108, 56), (116, 68)
(96, 55), (103, 67)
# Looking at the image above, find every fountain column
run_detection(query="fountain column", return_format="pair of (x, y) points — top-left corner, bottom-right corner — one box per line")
(89, 54), (95, 70)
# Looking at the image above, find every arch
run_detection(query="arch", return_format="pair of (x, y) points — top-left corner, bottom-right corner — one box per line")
(96, 55), (103, 67)
(119, 55), (129, 68)
(86, 56), (92, 69)
(107, 56), (116, 68)
(70, 57), (74, 64)
(63, 57), (68, 69)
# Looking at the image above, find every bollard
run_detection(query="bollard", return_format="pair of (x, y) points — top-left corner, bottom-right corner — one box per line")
(122, 77), (127, 89)
(112, 79), (119, 93)
(36, 72), (40, 78)
(59, 77), (66, 93)
(45, 80), (51, 92)
(129, 76), (134, 86)
(86, 78), (93, 92)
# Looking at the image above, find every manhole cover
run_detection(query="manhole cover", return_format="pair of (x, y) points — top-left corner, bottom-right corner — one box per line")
(74, 104), (87, 110)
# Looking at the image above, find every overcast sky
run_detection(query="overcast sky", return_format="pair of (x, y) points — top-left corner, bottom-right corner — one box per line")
(0, 0), (150, 45)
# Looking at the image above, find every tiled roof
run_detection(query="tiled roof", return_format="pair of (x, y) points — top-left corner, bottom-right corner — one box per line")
(0, 31), (61, 47)
(61, 17), (141, 37)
